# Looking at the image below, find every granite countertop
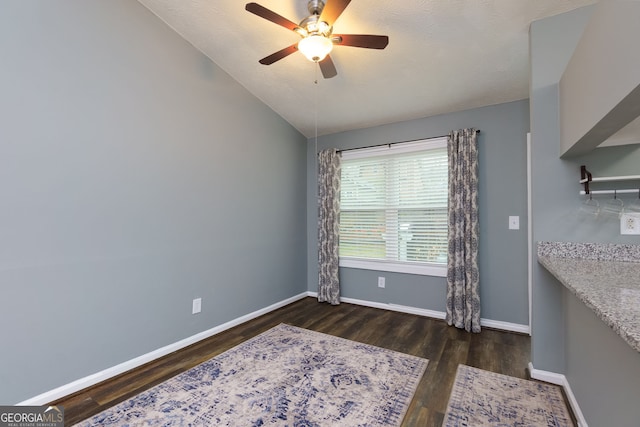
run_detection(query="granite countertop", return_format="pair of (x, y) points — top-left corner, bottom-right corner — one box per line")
(538, 242), (640, 353)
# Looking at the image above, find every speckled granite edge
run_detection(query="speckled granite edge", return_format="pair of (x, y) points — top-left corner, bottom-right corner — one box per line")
(537, 241), (640, 262)
(537, 255), (640, 353)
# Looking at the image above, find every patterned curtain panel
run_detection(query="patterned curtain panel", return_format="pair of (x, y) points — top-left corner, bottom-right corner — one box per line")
(446, 129), (481, 333)
(317, 148), (341, 305)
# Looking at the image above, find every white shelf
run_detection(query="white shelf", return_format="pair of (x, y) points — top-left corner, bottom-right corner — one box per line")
(579, 174), (640, 184)
(580, 189), (639, 195)
(580, 165), (640, 195)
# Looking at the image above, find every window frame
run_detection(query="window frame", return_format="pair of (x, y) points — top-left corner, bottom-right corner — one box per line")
(339, 137), (448, 277)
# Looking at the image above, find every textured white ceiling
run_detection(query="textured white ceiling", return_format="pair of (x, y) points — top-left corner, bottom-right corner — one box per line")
(137, 0), (596, 138)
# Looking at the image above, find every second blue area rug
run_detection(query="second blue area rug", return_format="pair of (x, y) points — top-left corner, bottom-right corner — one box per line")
(75, 323), (428, 426)
(443, 364), (574, 427)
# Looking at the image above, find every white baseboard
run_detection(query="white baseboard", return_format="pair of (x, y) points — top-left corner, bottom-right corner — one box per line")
(307, 292), (530, 334)
(18, 292), (310, 406)
(480, 318), (530, 334)
(342, 296), (447, 320)
(19, 290), (531, 406)
(307, 292), (444, 318)
(528, 362), (588, 427)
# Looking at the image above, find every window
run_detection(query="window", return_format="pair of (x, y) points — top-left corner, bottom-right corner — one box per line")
(339, 138), (448, 276)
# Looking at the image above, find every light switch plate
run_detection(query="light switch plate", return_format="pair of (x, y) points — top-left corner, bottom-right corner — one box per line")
(509, 216), (520, 230)
(192, 298), (202, 314)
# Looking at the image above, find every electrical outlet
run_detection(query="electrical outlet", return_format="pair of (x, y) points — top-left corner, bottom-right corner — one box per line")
(620, 213), (640, 235)
(378, 277), (385, 288)
(192, 298), (202, 314)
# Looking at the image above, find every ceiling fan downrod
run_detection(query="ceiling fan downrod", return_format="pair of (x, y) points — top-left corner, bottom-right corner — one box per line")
(300, 0), (331, 38)
(307, 0), (325, 16)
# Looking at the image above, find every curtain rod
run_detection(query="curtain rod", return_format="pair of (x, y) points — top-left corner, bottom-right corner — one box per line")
(335, 130), (480, 153)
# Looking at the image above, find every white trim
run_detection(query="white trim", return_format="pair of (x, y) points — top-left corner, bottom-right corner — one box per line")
(307, 292), (444, 318)
(528, 362), (588, 427)
(17, 292), (310, 406)
(480, 318), (531, 334)
(527, 363), (565, 385)
(526, 132), (533, 336)
(307, 292), (530, 334)
(341, 296), (447, 320)
(339, 258), (447, 277)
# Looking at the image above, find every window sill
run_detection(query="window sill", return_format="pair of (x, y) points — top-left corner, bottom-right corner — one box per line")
(339, 258), (447, 277)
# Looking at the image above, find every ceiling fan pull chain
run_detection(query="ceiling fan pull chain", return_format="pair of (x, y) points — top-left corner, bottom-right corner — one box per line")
(314, 63), (319, 143)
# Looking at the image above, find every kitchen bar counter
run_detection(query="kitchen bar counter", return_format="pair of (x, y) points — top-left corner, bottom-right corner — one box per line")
(537, 242), (640, 353)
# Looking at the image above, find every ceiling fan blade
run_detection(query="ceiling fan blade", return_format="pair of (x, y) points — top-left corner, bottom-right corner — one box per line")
(319, 55), (337, 79)
(245, 3), (301, 32)
(319, 0), (351, 25)
(259, 44), (298, 65)
(333, 34), (389, 49)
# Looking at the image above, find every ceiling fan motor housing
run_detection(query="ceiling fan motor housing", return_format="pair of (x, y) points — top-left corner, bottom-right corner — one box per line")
(307, 0), (325, 15)
(299, 14), (332, 38)
(300, 0), (332, 38)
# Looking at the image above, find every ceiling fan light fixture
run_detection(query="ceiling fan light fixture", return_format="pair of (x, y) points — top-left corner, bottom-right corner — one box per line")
(298, 35), (333, 62)
(246, 1), (389, 78)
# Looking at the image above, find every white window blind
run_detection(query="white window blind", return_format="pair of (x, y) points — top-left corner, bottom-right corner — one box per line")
(339, 138), (448, 276)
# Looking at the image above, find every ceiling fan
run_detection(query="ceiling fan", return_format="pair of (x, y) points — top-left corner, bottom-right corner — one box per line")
(245, 0), (389, 78)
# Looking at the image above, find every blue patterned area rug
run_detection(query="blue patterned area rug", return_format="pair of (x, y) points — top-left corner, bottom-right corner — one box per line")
(443, 365), (574, 427)
(75, 324), (428, 426)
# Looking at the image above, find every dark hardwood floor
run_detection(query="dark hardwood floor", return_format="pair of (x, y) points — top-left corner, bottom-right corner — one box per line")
(53, 297), (540, 426)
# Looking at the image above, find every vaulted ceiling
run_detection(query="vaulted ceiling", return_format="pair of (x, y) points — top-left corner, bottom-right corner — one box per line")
(138, 0), (597, 138)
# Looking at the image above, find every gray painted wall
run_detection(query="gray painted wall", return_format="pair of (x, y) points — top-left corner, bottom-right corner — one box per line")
(530, 6), (640, 425)
(0, 1), (307, 403)
(559, 1), (640, 156)
(307, 100), (530, 325)
(565, 288), (640, 426)
(529, 5), (594, 374)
